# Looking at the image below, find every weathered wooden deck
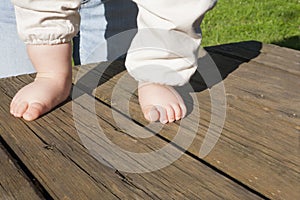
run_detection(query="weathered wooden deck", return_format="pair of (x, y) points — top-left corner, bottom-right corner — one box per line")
(0, 41), (299, 200)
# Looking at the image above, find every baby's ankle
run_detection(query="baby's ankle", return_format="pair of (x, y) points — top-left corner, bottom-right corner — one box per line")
(35, 71), (72, 85)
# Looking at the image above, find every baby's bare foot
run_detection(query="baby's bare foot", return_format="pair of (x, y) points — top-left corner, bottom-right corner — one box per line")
(138, 82), (187, 124)
(10, 73), (71, 121)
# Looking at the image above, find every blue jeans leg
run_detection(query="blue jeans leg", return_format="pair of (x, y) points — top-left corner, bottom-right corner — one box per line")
(74, 0), (138, 65)
(78, 0), (107, 64)
(0, 0), (35, 78)
(104, 0), (138, 61)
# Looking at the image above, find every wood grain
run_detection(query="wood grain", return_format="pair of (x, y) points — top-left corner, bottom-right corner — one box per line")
(0, 74), (261, 199)
(0, 142), (42, 200)
(70, 42), (300, 199)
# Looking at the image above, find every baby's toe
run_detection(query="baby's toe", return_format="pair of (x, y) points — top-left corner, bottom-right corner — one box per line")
(156, 106), (168, 124)
(148, 107), (160, 122)
(23, 102), (46, 121)
(143, 106), (160, 122)
(10, 101), (16, 115)
(179, 103), (187, 118)
(10, 96), (20, 114)
(14, 102), (28, 118)
(166, 106), (175, 123)
(171, 103), (182, 121)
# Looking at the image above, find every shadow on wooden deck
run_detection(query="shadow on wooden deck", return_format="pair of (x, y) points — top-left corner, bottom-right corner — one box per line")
(74, 41), (262, 92)
(72, 41), (263, 116)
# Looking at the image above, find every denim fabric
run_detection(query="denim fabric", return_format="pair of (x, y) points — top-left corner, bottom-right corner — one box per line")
(103, 0), (138, 61)
(77, 0), (107, 64)
(0, 0), (35, 78)
(73, 0), (138, 65)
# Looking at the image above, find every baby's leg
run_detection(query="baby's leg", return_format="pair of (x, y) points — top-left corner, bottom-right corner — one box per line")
(138, 82), (186, 124)
(127, 0), (216, 123)
(10, 43), (72, 121)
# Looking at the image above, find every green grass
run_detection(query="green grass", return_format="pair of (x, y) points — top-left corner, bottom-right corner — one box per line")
(201, 0), (300, 50)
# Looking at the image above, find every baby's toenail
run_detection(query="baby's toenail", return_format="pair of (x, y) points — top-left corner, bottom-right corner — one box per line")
(148, 109), (159, 122)
(23, 113), (32, 120)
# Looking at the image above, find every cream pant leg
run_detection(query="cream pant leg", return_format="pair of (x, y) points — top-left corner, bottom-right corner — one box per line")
(126, 0), (217, 86)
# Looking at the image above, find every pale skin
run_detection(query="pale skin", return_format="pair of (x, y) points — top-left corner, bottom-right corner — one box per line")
(10, 43), (187, 123)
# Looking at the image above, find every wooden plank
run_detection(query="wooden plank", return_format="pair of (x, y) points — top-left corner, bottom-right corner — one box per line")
(0, 76), (148, 200)
(71, 42), (300, 200)
(0, 142), (42, 200)
(207, 50), (300, 118)
(0, 75), (261, 198)
(205, 41), (300, 76)
(70, 92), (261, 199)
